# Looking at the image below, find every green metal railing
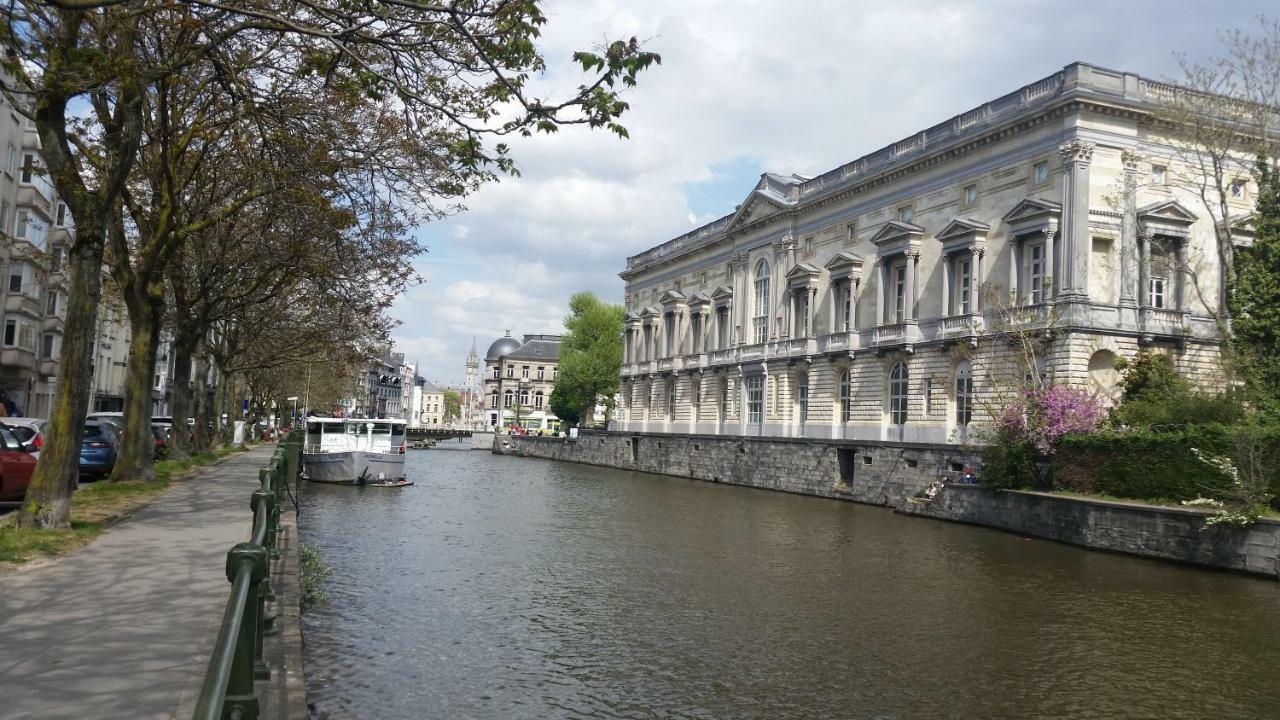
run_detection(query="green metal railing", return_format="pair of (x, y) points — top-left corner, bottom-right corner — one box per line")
(192, 430), (303, 720)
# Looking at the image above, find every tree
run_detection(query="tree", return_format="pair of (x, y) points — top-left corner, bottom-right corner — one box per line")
(2, 1), (658, 528)
(552, 292), (624, 428)
(443, 390), (461, 424)
(1232, 154), (1280, 418)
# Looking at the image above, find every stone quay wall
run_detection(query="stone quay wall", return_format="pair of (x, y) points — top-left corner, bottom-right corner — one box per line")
(496, 430), (981, 507)
(495, 430), (1280, 579)
(901, 484), (1280, 578)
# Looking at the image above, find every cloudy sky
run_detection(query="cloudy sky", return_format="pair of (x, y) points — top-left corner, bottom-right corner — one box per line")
(393, 0), (1270, 385)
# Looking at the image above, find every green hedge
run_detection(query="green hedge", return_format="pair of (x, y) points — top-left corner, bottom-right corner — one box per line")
(1055, 425), (1280, 507)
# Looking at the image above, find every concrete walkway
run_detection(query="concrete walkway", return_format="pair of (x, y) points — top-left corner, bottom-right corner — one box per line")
(0, 446), (274, 720)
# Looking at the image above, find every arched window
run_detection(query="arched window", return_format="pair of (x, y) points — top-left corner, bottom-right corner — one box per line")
(839, 369), (852, 423)
(503, 390), (513, 408)
(889, 362), (909, 425)
(534, 391), (544, 409)
(954, 361), (972, 427)
(753, 259), (770, 344)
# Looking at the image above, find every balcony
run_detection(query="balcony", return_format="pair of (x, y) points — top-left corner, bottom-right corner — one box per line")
(4, 293), (41, 317)
(708, 348), (737, 365)
(683, 353), (707, 370)
(1, 348), (36, 371)
(1000, 303), (1053, 331)
(873, 322), (918, 346)
(738, 343), (765, 361)
(39, 359), (57, 376)
(936, 313), (984, 338)
(1141, 307), (1190, 338)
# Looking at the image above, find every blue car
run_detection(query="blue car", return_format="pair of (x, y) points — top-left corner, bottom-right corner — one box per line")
(79, 420), (120, 480)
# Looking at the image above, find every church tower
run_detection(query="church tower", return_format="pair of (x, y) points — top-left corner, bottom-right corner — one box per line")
(464, 338), (481, 427)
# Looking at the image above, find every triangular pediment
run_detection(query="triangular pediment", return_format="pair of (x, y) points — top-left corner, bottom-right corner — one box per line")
(785, 262), (821, 281)
(1001, 197), (1062, 225)
(688, 292), (711, 307)
(723, 174), (801, 234)
(623, 311), (638, 322)
(936, 217), (991, 242)
(659, 290), (687, 305)
(869, 220), (925, 246)
(638, 305), (660, 319)
(1138, 200), (1199, 226)
(710, 285), (734, 301)
(1228, 213), (1255, 247)
(824, 251), (865, 271)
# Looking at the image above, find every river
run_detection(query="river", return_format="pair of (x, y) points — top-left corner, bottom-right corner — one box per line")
(298, 443), (1280, 720)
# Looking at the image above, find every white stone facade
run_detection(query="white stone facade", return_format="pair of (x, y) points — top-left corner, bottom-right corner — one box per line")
(616, 62), (1247, 444)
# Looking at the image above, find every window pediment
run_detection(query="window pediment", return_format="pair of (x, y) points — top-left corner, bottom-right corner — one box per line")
(785, 262), (821, 289)
(1002, 197), (1061, 234)
(824, 251), (865, 282)
(1139, 200), (1198, 239)
(1227, 213), (1255, 248)
(869, 220), (923, 256)
(936, 217), (990, 255)
(638, 305), (660, 320)
(710, 285), (734, 303)
(688, 292), (711, 308)
(659, 290), (687, 307)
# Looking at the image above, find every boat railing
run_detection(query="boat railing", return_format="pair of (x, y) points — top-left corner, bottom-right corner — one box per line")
(191, 429), (303, 720)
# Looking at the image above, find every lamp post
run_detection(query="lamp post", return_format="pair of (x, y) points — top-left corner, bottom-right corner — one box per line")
(287, 396), (299, 424)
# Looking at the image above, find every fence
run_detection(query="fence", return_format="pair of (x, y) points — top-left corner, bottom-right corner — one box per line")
(192, 430), (303, 720)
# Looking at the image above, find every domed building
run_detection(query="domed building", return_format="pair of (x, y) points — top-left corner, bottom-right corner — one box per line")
(482, 330), (563, 432)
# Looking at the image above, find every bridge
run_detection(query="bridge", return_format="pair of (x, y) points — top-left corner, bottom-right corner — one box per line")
(406, 427), (474, 441)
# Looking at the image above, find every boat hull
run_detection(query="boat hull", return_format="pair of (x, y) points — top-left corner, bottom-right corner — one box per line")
(303, 450), (406, 484)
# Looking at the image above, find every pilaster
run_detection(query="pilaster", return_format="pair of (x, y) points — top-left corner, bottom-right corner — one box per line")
(1058, 139), (1094, 302)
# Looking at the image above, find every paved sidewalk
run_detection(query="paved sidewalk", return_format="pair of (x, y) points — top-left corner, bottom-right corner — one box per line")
(0, 446), (274, 720)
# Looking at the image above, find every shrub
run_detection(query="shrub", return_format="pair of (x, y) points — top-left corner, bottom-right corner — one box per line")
(980, 430), (1041, 490)
(1109, 350), (1243, 429)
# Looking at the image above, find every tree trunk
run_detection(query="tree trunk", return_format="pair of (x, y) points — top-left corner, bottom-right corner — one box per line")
(14, 236), (106, 528)
(214, 367), (232, 445)
(194, 350), (213, 452)
(111, 289), (164, 483)
(167, 333), (196, 461)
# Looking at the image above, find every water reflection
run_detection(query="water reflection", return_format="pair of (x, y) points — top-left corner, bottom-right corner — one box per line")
(300, 444), (1280, 719)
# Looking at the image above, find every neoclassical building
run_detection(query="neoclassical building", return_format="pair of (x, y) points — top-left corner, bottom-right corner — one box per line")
(483, 331), (563, 432)
(616, 62), (1250, 444)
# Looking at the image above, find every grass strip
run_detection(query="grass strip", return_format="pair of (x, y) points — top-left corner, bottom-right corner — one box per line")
(0, 443), (252, 566)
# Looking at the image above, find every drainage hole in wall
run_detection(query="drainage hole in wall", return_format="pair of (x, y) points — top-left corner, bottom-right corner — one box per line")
(694, 444), (700, 451)
(949, 461), (963, 472)
(905, 458), (918, 469)
(862, 455), (873, 465)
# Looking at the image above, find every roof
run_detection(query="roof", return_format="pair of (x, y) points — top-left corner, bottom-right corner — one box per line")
(419, 380), (443, 394)
(306, 417), (408, 424)
(485, 331), (521, 361)
(505, 338), (561, 362)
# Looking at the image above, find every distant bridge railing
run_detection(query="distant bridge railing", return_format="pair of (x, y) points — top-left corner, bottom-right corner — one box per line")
(406, 427), (473, 440)
(192, 430), (302, 720)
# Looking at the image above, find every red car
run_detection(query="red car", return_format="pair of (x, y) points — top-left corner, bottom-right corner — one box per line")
(0, 424), (38, 501)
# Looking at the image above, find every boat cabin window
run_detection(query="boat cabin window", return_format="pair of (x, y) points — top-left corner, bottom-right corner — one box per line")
(323, 423), (345, 434)
(346, 422), (370, 435)
(390, 424), (406, 438)
(371, 423), (393, 435)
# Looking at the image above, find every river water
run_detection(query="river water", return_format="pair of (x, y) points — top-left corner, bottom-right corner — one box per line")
(299, 444), (1280, 720)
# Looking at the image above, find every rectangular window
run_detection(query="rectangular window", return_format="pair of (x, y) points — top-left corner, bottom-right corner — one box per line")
(8, 261), (22, 292)
(805, 236), (814, 254)
(1231, 180), (1245, 198)
(1151, 165), (1166, 185)
(717, 306), (730, 348)
(796, 291), (810, 337)
(46, 291), (57, 315)
(1029, 244), (1044, 304)
(492, 368), (499, 379)
(536, 366), (544, 380)
(1034, 161), (1049, 184)
(0, 200), (8, 235)
(56, 202), (67, 226)
(3, 319), (14, 346)
(690, 314), (702, 353)
(957, 257), (972, 314)
(664, 311), (675, 355)
(19, 153), (34, 183)
(506, 366), (513, 378)
(893, 264), (907, 322)
(1149, 277), (1166, 309)
(924, 378), (934, 415)
(797, 382), (808, 424)
(841, 282), (853, 332)
(14, 210), (27, 239)
(745, 376), (764, 424)
(897, 206), (913, 223)
(955, 376), (973, 426)
(963, 184), (977, 206)
(40, 333), (55, 359)
(521, 366), (529, 379)
(4, 143), (14, 176)
(666, 381), (675, 418)
(720, 382), (729, 418)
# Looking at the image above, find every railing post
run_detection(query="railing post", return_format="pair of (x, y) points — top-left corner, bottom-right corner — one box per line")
(222, 543), (268, 720)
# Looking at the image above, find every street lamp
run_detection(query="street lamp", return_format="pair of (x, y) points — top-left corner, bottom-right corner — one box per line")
(287, 396), (299, 423)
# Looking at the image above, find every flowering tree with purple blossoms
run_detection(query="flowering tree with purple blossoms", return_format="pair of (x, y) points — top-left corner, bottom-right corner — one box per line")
(995, 386), (1108, 456)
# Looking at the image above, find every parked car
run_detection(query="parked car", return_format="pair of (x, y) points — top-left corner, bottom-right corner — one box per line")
(4, 418), (47, 455)
(80, 420), (121, 480)
(152, 423), (170, 460)
(0, 424), (38, 501)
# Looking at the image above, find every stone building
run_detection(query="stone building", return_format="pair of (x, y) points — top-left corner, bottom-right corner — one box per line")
(416, 379), (445, 426)
(617, 62), (1250, 444)
(482, 331), (562, 432)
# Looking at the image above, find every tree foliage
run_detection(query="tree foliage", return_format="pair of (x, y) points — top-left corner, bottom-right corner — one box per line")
(552, 292), (624, 428)
(443, 389), (461, 423)
(1231, 155), (1280, 419)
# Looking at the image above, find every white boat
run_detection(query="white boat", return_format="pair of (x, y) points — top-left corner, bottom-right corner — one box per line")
(303, 418), (408, 484)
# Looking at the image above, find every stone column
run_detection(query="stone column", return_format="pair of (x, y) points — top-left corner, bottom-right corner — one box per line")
(1058, 139), (1095, 301)
(878, 260), (889, 325)
(1043, 227), (1056, 302)
(941, 253), (951, 316)
(1176, 241), (1188, 310)
(807, 287), (816, 337)
(1138, 230), (1151, 309)
(969, 248), (982, 315)
(904, 252), (918, 321)
(1119, 150), (1140, 307)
